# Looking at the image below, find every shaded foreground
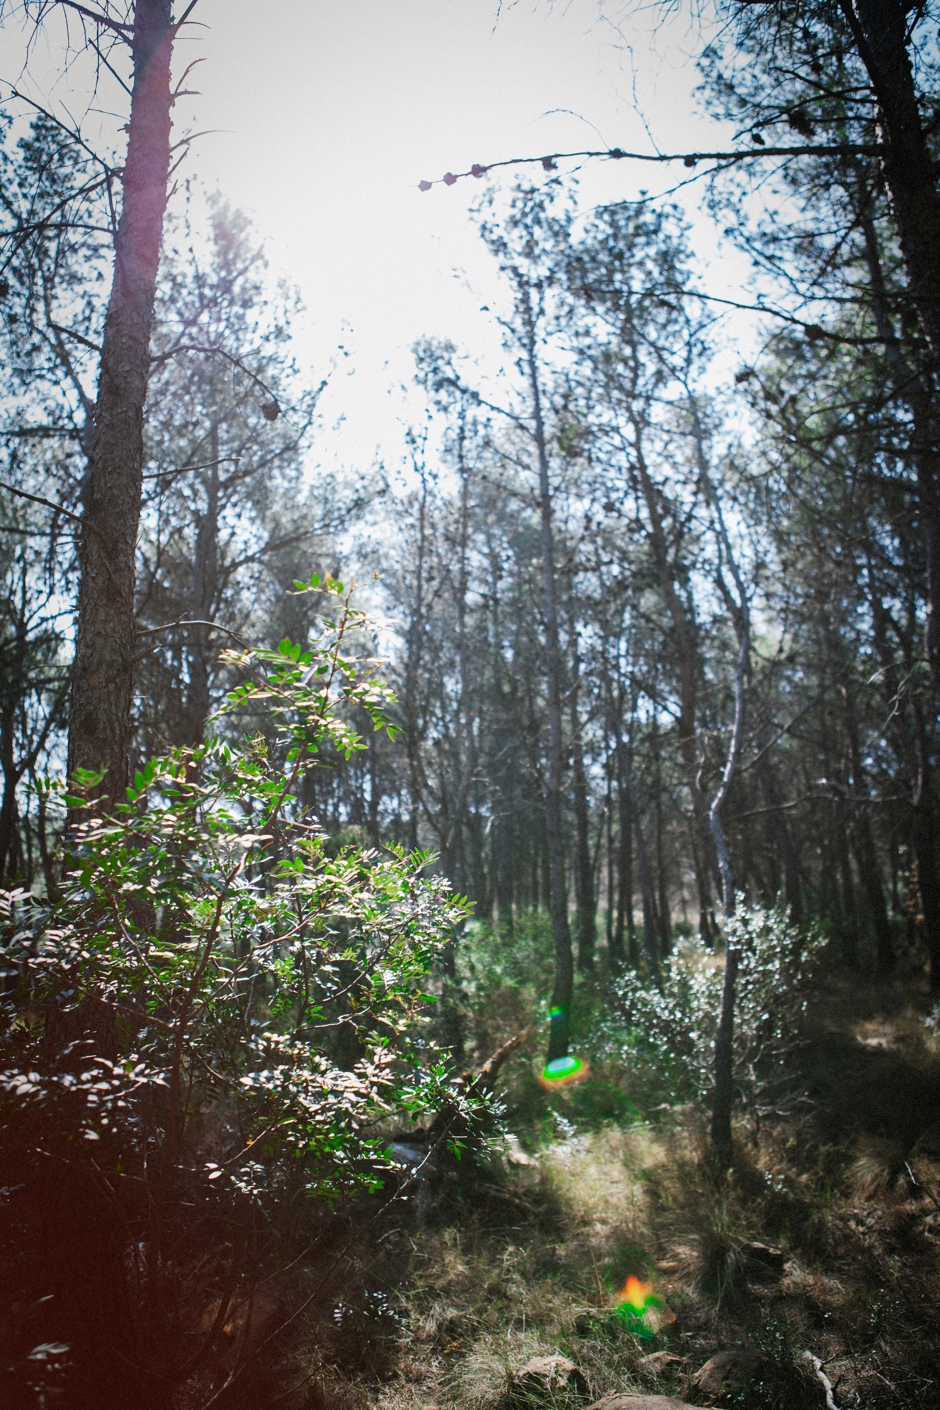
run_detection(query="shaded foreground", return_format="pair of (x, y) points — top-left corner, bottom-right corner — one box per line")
(311, 977), (940, 1410)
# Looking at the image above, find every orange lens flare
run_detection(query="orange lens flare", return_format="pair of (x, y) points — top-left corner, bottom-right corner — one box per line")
(618, 1275), (655, 1311)
(615, 1275), (661, 1339)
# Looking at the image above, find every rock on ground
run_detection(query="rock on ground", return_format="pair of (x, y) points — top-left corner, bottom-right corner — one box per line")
(516, 1355), (588, 1396)
(692, 1347), (765, 1398)
(585, 1396), (698, 1410)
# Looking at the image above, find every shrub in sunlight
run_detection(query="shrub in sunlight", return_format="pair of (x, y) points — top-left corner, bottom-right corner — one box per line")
(0, 577), (475, 1408)
(597, 905), (826, 1116)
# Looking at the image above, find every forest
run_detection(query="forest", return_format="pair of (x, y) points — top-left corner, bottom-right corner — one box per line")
(1, 1), (940, 1408)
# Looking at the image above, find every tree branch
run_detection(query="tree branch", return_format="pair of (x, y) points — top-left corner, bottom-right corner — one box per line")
(417, 141), (884, 191)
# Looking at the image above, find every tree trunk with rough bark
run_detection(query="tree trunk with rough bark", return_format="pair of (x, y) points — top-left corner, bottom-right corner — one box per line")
(519, 294), (573, 1064)
(570, 673), (595, 973)
(847, 0), (940, 360)
(632, 426), (717, 935)
(68, 0), (174, 807)
(625, 756), (660, 982)
(841, 679), (895, 975)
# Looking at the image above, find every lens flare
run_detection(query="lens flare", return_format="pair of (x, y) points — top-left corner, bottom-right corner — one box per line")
(615, 1275), (661, 1339)
(538, 1054), (590, 1090)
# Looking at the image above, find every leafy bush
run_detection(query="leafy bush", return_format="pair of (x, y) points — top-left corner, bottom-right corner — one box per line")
(596, 904), (826, 1114)
(0, 578), (473, 1408)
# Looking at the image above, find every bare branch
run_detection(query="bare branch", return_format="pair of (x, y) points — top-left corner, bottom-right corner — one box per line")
(417, 141), (884, 191)
(54, 0), (133, 38)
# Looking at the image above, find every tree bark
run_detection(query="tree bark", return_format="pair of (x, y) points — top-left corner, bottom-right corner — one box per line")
(570, 671), (596, 972)
(844, 0), (940, 362)
(856, 183), (940, 707)
(519, 290), (574, 1063)
(869, 582), (940, 987)
(652, 712), (671, 956)
(615, 726), (637, 967)
(68, 0), (174, 807)
(625, 754), (660, 982)
(185, 445), (220, 743)
(632, 426), (717, 930)
(690, 402), (750, 1170)
(842, 679), (895, 974)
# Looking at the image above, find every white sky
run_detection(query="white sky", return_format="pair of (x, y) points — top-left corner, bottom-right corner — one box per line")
(2, 0), (757, 478)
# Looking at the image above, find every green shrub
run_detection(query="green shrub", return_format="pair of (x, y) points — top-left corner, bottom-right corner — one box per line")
(0, 578), (475, 1407)
(596, 905), (827, 1114)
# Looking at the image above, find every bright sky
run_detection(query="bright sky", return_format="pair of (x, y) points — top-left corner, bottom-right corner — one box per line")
(3, 0), (753, 476)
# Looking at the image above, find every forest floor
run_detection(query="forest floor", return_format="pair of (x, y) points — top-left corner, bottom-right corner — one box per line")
(306, 974), (940, 1410)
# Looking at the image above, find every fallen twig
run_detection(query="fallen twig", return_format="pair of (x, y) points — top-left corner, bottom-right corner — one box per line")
(802, 1353), (838, 1410)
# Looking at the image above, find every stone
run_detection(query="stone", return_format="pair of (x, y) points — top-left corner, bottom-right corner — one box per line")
(692, 1348), (764, 1398)
(506, 1133), (539, 1167)
(636, 1353), (686, 1376)
(517, 1355), (588, 1396)
(741, 1241), (786, 1269)
(584, 1396), (697, 1410)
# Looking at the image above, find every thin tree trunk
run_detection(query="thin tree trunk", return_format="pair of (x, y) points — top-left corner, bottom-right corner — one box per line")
(68, 0), (174, 806)
(441, 440), (476, 883)
(604, 735), (615, 958)
(625, 759), (659, 982)
(842, 680), (895, 975)
(756, 749), (802, 922)
(519, 293), (573, 1063)
(570, 672), (595, 972)
(615, 727), (637, 967)
(632, 425), (717, 930)
(689, 398), (750, 1171)
(186, 438), (219, 743)
(652, 713), (671, 957)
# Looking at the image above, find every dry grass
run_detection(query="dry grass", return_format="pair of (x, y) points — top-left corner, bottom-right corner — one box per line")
(289, 982), (940, 1410)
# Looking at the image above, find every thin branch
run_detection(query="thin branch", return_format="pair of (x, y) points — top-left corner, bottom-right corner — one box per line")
(135, 616), (249, 646)
(89, 35), (132, 95)
(142, 455), (240, 480)
(174, 0), (200, 30)
(417, 140), (883, 190)
(50, 321), (101, 353)
(54, 0), (133, 37)
(0, 479), (82, 525)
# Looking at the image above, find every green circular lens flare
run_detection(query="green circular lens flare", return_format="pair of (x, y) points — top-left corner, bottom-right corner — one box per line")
(538, 1054), (590, 1089)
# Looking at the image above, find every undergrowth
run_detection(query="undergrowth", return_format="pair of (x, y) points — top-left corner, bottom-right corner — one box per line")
(300, 918), (940, 1410)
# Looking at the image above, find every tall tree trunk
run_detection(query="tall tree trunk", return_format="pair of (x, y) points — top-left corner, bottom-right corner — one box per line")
(652, 713), (671, 956)
(186, 443), (219, 743)
(68, 0), (174, 807)
(835, 795), (861, 967)
(615, 727), (637, 967)
(845, 0), (940, 360)
(441, 439), (476, 883)
(495, 796), (514, 933)
(842, 680), (895, 974)
(404, 471), (429, 854)
(625, 755), (660, 981)
(690, 402), (750, 1171)
(708, 633), (747, 1171)
(857, 197), (940, 717)
(605, 740), (616, 959)
(518, 293), (573, 1063)
(570, 673), (596, 972)
(756, 748), (802, 922)
(632, 425), (717, 931)
(367, 730), (380, 845)
(868, 581), (940, 987)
